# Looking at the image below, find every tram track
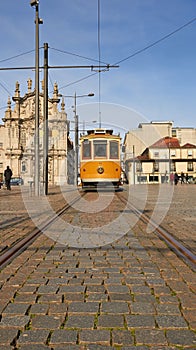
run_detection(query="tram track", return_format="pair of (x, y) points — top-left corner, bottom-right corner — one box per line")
(0, 190), (86, 269)
(117, 192), (196, 270)
(0, 187), (195, 271)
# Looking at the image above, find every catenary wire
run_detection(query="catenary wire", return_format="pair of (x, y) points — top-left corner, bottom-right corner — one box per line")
(0, 49), (35, 64)
(58, 71), (98, 92)
(50, 47), (108, 65)
(98, 0), (101, 127)
(0, 81), (12, 96)
(113, 17), (196, 65)
(0, 17), (195, 106)
(52, 17), (196, 95)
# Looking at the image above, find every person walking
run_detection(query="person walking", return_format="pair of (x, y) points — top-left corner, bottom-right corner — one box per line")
(4, 165), (12, 190)
(174, 172), (179, 185)
(170, 172), (174, 185)
(185, 173), (189, 184)
(180, 171), (185, 184)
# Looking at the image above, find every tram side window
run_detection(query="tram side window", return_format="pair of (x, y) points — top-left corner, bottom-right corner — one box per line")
(110, 141), (119, 159)
(83, 140), (91, 159)
(94, 140), (107, 157)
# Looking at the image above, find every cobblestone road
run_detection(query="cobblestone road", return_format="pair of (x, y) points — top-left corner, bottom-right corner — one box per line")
(0, 184), (195, 349)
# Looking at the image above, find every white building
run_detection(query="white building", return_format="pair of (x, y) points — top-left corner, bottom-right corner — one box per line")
(123, 121), (196, 184)
(0, 79), (73, 185)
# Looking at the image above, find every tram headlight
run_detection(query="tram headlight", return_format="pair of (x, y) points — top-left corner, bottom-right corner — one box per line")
(97, 166), (104, 174)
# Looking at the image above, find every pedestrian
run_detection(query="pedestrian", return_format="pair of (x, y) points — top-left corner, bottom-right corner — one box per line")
(180, 171), (185, 184)
(174, 172), (179, 185)
(4, 165), (12, 190)
(170, 172), (174, 185)
(185, 173), (189, 184)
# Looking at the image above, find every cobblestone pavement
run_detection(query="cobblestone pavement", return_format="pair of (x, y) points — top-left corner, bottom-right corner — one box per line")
(0, 185), (195, 349)
(129, 184), (196, 254)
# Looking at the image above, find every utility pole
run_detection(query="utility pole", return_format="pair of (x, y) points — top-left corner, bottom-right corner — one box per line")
(133, 145), (135, 185)
(30, 0), (43, 196)
(43, 43), (48, 195)
(74, 93), (79, 186)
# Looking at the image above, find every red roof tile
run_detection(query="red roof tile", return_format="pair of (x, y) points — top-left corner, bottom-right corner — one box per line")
(150, 136), (180, 148)
(181, 143), (196, 148)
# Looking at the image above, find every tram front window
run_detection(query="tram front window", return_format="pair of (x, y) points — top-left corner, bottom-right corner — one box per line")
(83, 140), (91, 159)
(110, 141), (119, 159)
(94, 140), (107, 158)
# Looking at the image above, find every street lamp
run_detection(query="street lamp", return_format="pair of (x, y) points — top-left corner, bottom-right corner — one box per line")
(30, 0), (43, 196)
(58, 92), (94, 185)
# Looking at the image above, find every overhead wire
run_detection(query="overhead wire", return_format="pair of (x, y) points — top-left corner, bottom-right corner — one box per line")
(55, 16), (196, 97)
(0, 49), (35, 64)
(98, 0), (102, 127)
(0, 81), (12, 96)
(113, 17), (196, 65)
(0, 16), (195, 108)
(0, 18), (194, 70)
(50, 47), (108, 65)
(58, 71), (98, 91)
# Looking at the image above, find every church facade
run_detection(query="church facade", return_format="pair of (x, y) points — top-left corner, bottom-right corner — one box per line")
(0, 79), (73, 186)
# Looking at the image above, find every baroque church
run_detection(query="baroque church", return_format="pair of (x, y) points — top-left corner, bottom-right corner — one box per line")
(0, 79), (74, 185)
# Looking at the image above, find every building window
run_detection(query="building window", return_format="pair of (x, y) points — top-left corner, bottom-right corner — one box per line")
(188, 150), (193, 157)
(0, 142), (3, 148)
(153, 161), (159, 172)
(170, 161), (176, 172)
(187, 162), (193, 171)
(154, 151), (159, 158)
(21, 162), (26, 173)
(21, 131), (26, 147)
(137, 175), (147, 183)
(0, 163), (3, 169)
(171, 150), (176, 157)
(149, 175), (159, 182)
(136, 162), (142, 172)
(172, 129), (177, 137)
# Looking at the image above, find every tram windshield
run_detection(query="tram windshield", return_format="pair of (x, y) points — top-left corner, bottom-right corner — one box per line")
(94, 140), (107, 158)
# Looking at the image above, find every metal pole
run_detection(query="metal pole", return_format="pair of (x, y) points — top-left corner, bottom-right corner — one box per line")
(43, 43), (48, 195)
(168, 126), (171, 178)
(133, 145), (135, 185)
(34, 1), (40, 196)
(74, 93), (79, 186)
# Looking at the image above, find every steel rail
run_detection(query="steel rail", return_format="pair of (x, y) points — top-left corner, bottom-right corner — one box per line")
(118, 194), (196, 270)
(0, 191), (86, 269)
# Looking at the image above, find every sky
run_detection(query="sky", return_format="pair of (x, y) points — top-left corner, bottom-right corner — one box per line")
(0, 0), (196, 139)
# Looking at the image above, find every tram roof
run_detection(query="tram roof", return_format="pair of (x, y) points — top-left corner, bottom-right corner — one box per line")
(80, 128), (121, 141)
(87, 128), (114, 135)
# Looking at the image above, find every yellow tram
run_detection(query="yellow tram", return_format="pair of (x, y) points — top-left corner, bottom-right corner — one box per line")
(80, 128), (122, 189)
